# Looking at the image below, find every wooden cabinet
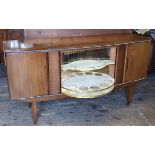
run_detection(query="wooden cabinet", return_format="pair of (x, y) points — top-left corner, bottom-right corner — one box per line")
(6, 52), (49, 99)
(123, 42), (150, 82)
(5, 34), (151, 124)
(6, 42), (150, 99)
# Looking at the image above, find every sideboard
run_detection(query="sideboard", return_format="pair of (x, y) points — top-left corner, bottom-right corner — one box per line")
(5, 34), (151, 124)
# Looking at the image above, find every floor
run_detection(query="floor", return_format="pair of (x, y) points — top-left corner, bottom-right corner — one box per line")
(0, 70), (155, 125)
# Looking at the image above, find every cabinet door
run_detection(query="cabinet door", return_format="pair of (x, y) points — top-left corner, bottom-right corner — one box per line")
(124, 42), (150, 82)
(6, 52), (49, 99)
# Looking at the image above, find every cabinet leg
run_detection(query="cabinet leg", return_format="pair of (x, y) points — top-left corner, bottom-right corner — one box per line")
(31, 101), (37, 125)
(127, 85), (134, 105)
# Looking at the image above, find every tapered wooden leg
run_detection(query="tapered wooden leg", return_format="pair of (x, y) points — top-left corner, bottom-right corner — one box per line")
(31, 101), (37, 125)
(127, 85), (134, 105)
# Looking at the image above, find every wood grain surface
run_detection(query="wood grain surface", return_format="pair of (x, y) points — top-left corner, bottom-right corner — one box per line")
(123, 42), (150, 82)
(48, 51), (61, 94)
(24, 34), (151, 50)
(6, 52), (49, 99)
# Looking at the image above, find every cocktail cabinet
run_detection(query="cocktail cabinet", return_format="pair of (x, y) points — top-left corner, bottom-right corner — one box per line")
(5, 34), (151, 124)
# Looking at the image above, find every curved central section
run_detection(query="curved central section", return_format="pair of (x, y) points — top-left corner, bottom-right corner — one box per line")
(61, 46), (116, 98)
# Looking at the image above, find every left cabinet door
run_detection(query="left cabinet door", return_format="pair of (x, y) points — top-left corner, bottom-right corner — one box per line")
(6, 52), (49, 99)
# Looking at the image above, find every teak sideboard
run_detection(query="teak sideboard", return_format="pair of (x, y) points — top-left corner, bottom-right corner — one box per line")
(5, 34), (151, 124)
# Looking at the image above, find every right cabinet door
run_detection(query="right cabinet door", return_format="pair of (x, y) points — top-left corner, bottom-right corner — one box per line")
(124, 41), (150, 82)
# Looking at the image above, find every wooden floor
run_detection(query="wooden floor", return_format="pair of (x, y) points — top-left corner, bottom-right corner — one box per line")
(0, 72), (155, 125)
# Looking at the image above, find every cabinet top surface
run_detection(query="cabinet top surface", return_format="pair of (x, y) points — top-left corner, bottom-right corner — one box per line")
(5, 34), (151, 53)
